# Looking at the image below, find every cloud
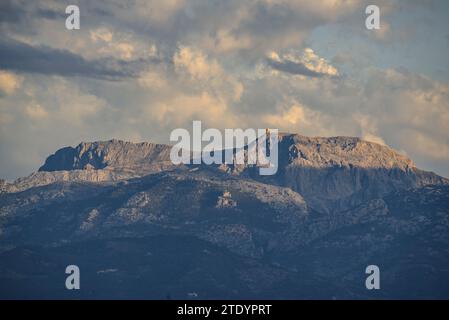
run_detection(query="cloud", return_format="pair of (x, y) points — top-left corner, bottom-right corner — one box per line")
(90, 28), (114, 43)
(362, 134), (387, 146)
(261, 101), (337, 137)
(89, 27), (155, 61)
(244, 62), (449, 176)
(138, 70), (168, 90)
(360, 68), (449, 161)
(369, 21), (391, 41)
(136, 46), (244, 129)
(174, 46), (223, 80)
(24, 102), (48, 119)
(401, 130), (449, 161)
(0, 0), (448, 180)
(149, 92), (238, 128)
(29, 0), (360, 59)
(0, 37), (148, 80)
(173, 46), (244, 102)
(0, 75), (112, 180)
(0, 70), (22, 95)
(266, 49), (339, 78)
(353, 113), (387, 146)
(0, 0), (26, 23)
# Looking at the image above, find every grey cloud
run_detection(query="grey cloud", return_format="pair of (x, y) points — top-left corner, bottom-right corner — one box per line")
(0, 37), (155, 80)
(0, 0), (25, 23)
(35, 7), (65, 20)
(0, 1), (358, 60)
(0, 0), (64, 25)
(266, 57), (324, 78)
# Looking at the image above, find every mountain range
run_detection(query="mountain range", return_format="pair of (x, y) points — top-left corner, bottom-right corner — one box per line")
(1, 134), (448, 299)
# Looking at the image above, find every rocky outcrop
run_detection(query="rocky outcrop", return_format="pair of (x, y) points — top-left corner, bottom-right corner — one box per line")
(272, 134), (448, 212)
(39, 139), (172, 172)
(279, 134), (415, 170)
(0, 140), (176, 193)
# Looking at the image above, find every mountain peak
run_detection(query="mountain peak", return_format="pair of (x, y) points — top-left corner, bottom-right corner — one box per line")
(278, 133), (415, 170)
(38, 139), (172, 172)
(39, 134), (416, 173)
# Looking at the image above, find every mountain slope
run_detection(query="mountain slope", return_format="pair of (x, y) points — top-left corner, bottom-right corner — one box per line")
(0, 172), (448, 298)
(1, 134), (448, 299)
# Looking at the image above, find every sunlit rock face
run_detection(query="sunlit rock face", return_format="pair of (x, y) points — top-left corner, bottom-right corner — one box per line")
(273, 134), (447, 212)
(39, 139), (173, 172)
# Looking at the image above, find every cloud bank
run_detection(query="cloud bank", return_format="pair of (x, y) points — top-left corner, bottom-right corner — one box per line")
(0, 0), (448, 180)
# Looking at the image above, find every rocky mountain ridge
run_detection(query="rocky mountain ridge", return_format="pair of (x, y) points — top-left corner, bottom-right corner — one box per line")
(3, 134), (445, 212)
(39, 139), (173, 172)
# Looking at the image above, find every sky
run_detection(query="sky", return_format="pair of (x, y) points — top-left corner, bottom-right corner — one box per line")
(0, 0), (448, 180)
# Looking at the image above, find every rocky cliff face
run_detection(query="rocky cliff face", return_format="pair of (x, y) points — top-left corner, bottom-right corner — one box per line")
(39, 139), (172, 172)
(273, 134), (447, 212)
(1, 140), (176, 193)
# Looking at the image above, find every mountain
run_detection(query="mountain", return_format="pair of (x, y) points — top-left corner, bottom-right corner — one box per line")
(273, 134), (446, 212)
(1, 140), (176, 193)
(0, 134), (448, 299)
(38, 139), (173, 173)
(4, 135), (446, 205)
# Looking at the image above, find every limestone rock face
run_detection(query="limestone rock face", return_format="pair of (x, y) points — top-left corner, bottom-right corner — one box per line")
(279, 134), (415, 169)
(273, 134), (447, 212)
(1, 140), (175, 193)
(39, 139), (172, 172)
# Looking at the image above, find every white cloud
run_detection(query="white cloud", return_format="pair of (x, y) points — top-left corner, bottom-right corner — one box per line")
(88, 28), (139, 61)
(353, 113), (387, 146)
(149, 92), (238, 128)
(362, 133), (387, 146)
(136, 46), (244, 129)
(90, 28), (114, 43)
(261, 101), (337, 137)
(301, 48), (339, 76)
(0, 70), (22, 95)
(174, 46), (223, 80)
(24, 102), (48, 120)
